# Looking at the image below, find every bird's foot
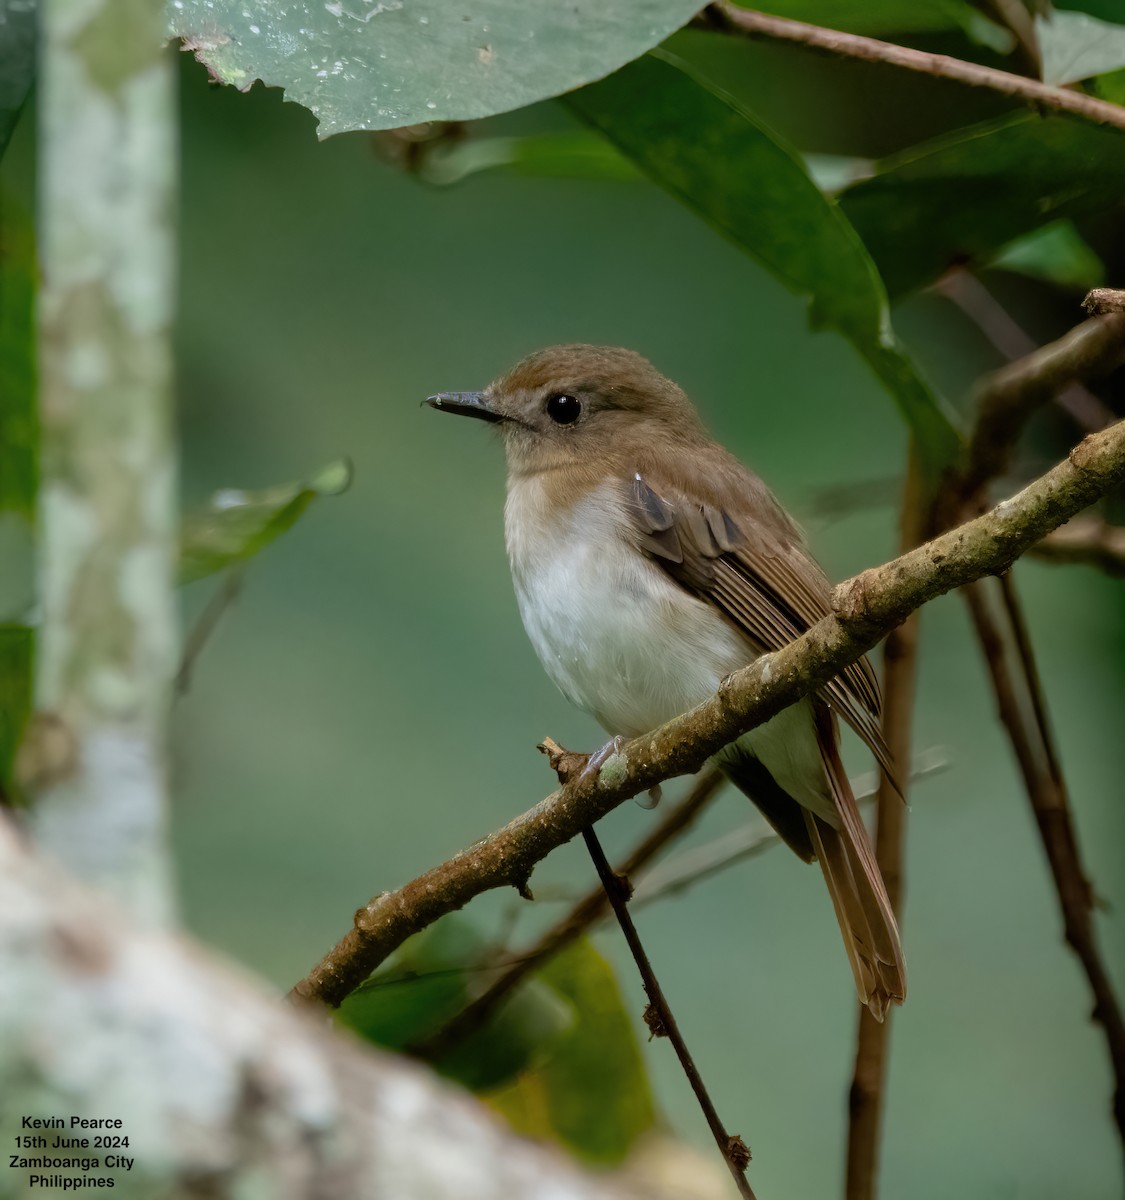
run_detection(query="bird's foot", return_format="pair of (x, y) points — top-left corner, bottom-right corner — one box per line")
(580, 735), (625, 782)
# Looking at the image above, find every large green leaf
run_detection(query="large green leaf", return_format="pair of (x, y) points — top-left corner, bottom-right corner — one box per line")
(178, 459), (351, 585)
(336, 915), (574, 1093)
(568, 52), (961, 470)
(838, 112), (1125, 299)
(168, 0), (704, 138)
(486, 939), (658, 1165)
(0, 0), (35, 161)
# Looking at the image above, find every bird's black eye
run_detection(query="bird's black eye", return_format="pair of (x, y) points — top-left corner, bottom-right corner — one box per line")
(546, 393), (582, 426)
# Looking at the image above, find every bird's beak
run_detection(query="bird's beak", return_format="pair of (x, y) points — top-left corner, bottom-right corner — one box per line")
(424, 391), (505, 424)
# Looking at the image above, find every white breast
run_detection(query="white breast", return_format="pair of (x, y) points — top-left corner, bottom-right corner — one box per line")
(505, 478), (747, 737)
(504, 475), (831, 813)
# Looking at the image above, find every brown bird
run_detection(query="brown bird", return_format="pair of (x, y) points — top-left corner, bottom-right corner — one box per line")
(428, 344), (905, 1018)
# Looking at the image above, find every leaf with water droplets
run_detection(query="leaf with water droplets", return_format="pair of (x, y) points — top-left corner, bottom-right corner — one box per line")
(168, 0), (705, 137)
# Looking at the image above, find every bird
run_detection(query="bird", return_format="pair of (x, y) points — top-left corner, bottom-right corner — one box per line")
(427, 344), (905, 1019)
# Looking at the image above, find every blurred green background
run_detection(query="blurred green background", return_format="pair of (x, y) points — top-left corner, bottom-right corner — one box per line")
(5, 24), (1124, 1197)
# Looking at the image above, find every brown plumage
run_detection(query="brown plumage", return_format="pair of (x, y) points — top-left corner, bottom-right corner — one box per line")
(428, 344), (906, 1017)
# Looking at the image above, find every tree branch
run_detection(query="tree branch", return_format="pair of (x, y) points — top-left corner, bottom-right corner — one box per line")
(698, 4), (1125, 135)
(0, 818), (682, 1200)
(291, 419), (1125, 1010)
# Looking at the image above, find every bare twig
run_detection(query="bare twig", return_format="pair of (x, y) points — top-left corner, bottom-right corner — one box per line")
(1029, 516), (1125, 576)
(175, 567), (245, 696)
(963, 580), (1125, 1142)
(935, 272), (1115, 435)
(697, 4), (1125, 135)
(582, 825), (757, 1200)
(290, 421), (1125, 1011)
(846, 453), (931, 1200)
(961, 312), (1125, 501)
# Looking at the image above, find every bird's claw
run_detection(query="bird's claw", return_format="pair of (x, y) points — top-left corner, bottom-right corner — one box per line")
(581, 735), (624, 780)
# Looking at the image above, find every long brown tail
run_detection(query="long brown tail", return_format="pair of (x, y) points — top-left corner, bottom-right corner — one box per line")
(807, 714), (906, 1021)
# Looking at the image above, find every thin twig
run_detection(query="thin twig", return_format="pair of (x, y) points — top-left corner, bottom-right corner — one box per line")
(581, 825), (757, 1200)
(962, 580), (1125, 1142)
(846, 452), (931, 1200)
(935, 272), (1115, 435)
(290, 421), (1125, 1010)
(960, 312), (1125, 501)
(698, 4), (1125, 135)
(1028, 517), (1125, 577)
(417, 768), (726, 1058)
(175, 567), (244, 696)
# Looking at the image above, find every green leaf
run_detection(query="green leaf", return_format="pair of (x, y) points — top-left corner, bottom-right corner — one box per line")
(168, 0), (705, 139)
(422, 131), (641, 187)
(0, 624), (32, 804)
(567, 52), (961, 471)
(0, 0), (35, 161)
(336, 915), (574, 1093)
(0, 190), (36, 520)
(486, 939), (658, 1165)
(838, 112), (1125, 299)
(1038, 9), (1125, 84)
(990, 220), (1105, 290)
(178, 459), (352, 585)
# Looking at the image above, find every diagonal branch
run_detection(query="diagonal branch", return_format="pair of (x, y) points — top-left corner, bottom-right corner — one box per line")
(291, 420), (1125, 1010)
(698, 5), (1125, 135)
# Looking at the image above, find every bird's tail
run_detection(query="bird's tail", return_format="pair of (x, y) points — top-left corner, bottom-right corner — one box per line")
(807, 716), (906, 1020)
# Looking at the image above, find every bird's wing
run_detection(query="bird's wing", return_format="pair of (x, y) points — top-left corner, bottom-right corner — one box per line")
(625, 470), (894, 781)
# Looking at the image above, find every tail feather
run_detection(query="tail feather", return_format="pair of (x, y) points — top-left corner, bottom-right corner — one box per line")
(812, 711), (906, 1020)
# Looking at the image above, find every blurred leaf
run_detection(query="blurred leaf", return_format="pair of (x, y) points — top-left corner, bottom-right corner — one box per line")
(0, 190), (35, 519)
(0, 0), (35, 161)
(486, 938), (658, 1165)
(336, 914), (573, 1092)
(839, 112), (1125, 299)
(178, 459), (352, 585)
(990, 220), (1105, 290)
(568, 52), (962, 471)
(168, 0), (704, 139)
(422, 131), (641, 186)
(1054, 0), (1125, 25)
(0, 625), (32, 804)
(1038, 9), (1125, 84)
